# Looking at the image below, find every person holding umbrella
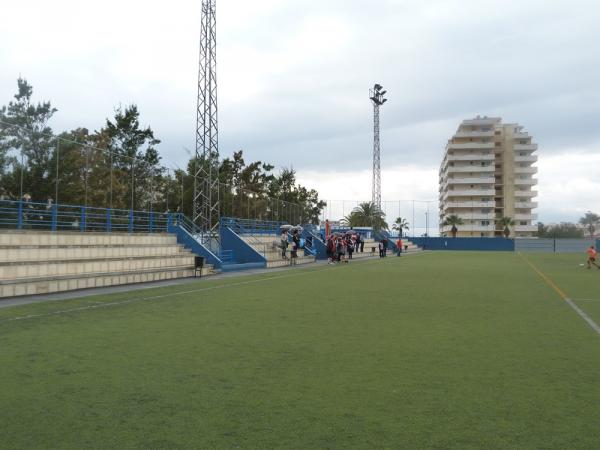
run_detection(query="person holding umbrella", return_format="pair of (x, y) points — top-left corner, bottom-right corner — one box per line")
(280, 225), (291, 259)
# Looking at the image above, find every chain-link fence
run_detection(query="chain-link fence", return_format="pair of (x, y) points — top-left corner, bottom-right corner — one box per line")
(0, 120), (309, 226)
(0, 120), (438, 232)
(320, 199), (438, 237)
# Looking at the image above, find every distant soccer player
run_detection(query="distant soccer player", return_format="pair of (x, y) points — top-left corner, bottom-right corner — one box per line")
(587, 245), (600, 269)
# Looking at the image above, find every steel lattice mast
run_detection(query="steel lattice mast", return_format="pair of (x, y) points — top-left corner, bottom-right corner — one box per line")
(369, 84), (387, 210)
(194, 0), (220, 249)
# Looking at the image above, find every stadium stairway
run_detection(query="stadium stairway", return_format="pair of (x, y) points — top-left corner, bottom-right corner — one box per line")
(239, 234), (317, 268)
(0, 231), (213, 298)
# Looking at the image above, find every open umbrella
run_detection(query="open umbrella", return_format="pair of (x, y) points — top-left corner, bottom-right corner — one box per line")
(280, 224), (293, 231)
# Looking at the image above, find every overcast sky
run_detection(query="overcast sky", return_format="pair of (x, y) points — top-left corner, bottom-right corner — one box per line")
(1, 0), (599, 226)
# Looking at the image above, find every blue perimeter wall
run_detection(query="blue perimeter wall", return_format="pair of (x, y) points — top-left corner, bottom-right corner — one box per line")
(220, 226), (267, 266)
(410, 237), (515, 252)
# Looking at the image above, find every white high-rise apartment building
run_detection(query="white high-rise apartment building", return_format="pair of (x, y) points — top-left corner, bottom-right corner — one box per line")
(439, 117), (538, 237)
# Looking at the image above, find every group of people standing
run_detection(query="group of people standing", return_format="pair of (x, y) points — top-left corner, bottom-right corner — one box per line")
(280, 228), (301, 263)
(325, 232), (365, 264)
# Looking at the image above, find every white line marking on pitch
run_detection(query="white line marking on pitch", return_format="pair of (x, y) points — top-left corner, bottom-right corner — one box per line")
(566, 299), (600, 335)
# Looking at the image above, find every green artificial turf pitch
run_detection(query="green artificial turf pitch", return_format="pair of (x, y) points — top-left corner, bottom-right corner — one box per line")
(1, 252), (600, 449)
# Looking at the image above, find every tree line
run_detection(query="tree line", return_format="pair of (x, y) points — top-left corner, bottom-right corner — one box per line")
(0, 78), (326, 224)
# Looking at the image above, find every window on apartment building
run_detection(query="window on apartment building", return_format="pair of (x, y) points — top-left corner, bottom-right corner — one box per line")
(481, 162), (486, 166)
(520, 221), (527, 226)
(481, 221), (490, 226)
(495, 142), (501, 147)
(470, 185), (474, 188)
(470, 161), (474, 165)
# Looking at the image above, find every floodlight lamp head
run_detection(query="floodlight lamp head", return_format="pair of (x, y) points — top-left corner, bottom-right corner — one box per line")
(380, 90), (387, 96)
(381, 98), (388, 104)
(374, 83), (383, 91)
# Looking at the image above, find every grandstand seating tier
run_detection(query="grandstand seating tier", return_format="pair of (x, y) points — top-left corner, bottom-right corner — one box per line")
(0, 231), (213, 298)
(239, 234), (317, 268)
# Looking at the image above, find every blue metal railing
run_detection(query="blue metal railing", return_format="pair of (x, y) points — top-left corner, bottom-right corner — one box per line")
(220, 217), (286, 235)
(0, 199), (171, 233)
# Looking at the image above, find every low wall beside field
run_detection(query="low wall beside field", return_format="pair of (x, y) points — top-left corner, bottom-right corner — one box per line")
(410, 237), (599, 253)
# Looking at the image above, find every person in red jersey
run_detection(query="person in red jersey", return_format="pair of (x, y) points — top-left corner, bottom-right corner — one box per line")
(587, 245), (600, 269)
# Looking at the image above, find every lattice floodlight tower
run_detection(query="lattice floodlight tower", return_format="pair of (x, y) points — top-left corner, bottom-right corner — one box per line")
(369, 83), (387, 210)
(193, 0), (220, 250)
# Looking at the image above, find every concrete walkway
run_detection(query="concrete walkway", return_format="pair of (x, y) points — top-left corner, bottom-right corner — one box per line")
(0, 260), (333, 309)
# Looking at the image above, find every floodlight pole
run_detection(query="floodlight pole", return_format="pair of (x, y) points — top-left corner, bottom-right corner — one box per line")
(194, 0), (220, 252)
(370, 84), (387, 210)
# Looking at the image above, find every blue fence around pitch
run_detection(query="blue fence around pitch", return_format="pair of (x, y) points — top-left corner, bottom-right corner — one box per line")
(0, 199), (171, 233)
(410, 237), (515, 251)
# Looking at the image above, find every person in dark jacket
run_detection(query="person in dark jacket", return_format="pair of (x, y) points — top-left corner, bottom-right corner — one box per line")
(291, 230), (300, 264)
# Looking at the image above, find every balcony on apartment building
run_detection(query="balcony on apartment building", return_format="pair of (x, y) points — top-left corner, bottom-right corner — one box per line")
(515, 201), (538, 208)
(442, 201), (495, 209)
(462, 118), (500, 126)
(514, 143), (537, 151)
(451, 213), (496, 220)
(446, 165), (495, 173)
(514, 154), (538, 163)
(446, 154), (495, 163)
(454, 130), (495, 138)
(515, 190), (538, 197)
(443, 189), (495, 200)
(514, 178), (538, 186)
(514, 167), (538, 175)
(514, 213), (538, 221)
(447, 142), (495, 150)
(444, 176), (496, 186)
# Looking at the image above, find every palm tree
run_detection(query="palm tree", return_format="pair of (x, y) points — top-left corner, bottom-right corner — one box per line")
(579, 211), (600, 237)
(498, 216), (515, 238)
(341, 202), (388, 231)
(443, 214), (463, 238)
(392, 217), (410, 237)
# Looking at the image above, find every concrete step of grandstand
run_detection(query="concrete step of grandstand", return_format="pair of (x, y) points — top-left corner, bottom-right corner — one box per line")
(0, 255), (197, 280)
(0, 244), (191, 263)
(0, 265), (212, 298)
(239, 235), (317, 267)
(0, 230), (177, 247)
(0, 231), (212, 298)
